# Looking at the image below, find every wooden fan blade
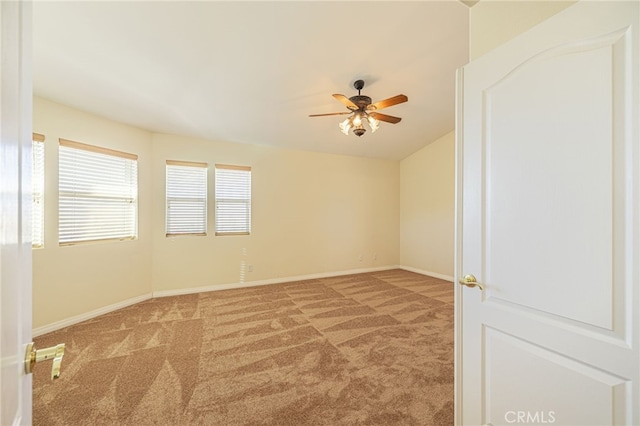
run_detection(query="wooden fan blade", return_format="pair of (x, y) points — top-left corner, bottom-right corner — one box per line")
(368, 94), (408, 111)
(369, 112), (402, 124)
(309, 112), (351, 117)
(332, 94), (358, 110)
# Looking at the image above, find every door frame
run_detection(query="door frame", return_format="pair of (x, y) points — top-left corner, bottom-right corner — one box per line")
(453, 66), (464, 426)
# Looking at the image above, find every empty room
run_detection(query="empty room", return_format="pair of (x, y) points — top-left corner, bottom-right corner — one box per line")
(1, 1), (638, 425)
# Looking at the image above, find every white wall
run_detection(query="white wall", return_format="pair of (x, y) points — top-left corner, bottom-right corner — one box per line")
(151, 133), (399, 292)
(32, 97), (399, 328)
(400, 131), (455, 278)
(32, 97), (153, 329)
(469, 1), (575, 60)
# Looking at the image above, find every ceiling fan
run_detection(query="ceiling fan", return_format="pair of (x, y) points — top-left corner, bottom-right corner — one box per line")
(309, 80), (408, 137)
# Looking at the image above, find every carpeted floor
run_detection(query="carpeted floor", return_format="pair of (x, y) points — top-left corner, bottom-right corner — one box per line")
(33, 269), (454, 425)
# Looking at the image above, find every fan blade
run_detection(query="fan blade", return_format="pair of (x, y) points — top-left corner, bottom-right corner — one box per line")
(370, 112), (402, 124)
(332, 94), (358, 110)
(309, 112), (351, 117)
(368, 94), (408, 111)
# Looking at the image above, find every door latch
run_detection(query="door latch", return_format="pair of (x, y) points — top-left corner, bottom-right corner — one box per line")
(459, 274), (485, 291)
(25, 342), (65, 380)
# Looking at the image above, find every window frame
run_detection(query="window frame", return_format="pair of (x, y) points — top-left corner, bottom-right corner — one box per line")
(165, 160), (208, 237)
(58, 138), (138, 246)
(32, 133), (45, 248)
(214, 164), (252, 236)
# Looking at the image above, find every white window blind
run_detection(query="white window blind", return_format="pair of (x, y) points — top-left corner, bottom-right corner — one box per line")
(215, 164), (251, 235)
(58, 139), (138, 245)
(166, 160), (207, 236)
(32, 133), (45, 248)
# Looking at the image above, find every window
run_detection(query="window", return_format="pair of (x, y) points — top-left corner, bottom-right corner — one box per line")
(58, 138), (138, 245)
(166, 160), (207, 236)
(32, 133), (45, 248)
(215, 164), (251, 235)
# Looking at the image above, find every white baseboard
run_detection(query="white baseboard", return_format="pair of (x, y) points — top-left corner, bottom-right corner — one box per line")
(34, 265), (409, 335)
(152, 265), (400, 298)
(399, 265), (454, 282)
(32, 293), (153, 337)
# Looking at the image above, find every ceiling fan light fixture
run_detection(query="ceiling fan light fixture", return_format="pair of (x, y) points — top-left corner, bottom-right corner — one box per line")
(353, 126), (366, 137)
(352, 112), (363, 126)
(367, 115), (379, 133)
(339, 111), (379, 136)
(339, 118), (351, 135)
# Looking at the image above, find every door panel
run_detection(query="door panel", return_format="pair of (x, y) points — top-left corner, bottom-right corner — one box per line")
(457, 2), (639, 425)
(485, 31), (628, 330)
(485, 327), (629, 426)
(0, 1), (33, 425)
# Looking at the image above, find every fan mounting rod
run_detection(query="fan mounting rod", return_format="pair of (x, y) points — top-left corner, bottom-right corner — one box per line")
(350, 80), (371, 110)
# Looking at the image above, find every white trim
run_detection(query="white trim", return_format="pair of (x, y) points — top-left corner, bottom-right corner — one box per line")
(152, 265), (400, 298)
(33, 266), (404, 334)
(32, 293), (153, 337)
(453, 65), (465, 426)
(398, 265), (454, 282)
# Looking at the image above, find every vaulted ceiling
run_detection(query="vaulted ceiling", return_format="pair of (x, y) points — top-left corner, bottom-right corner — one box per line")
(33, 1), (469, 160)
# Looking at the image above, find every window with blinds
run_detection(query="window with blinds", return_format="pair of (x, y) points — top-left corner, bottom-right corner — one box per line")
(58, 139), (138, 245)
(166, 160), (207, 236)
(32, 133), (45, 248)
(215, 164), (251, 236)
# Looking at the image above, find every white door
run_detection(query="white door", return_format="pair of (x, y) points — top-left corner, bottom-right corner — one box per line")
(456, 2), (639, 425)
(0, 1), (33, 425)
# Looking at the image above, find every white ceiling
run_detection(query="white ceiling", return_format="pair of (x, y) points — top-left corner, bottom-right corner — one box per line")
(33, 1), (469, 160)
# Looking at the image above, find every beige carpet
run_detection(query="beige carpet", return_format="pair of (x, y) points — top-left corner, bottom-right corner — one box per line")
(33, 269), (454, 425)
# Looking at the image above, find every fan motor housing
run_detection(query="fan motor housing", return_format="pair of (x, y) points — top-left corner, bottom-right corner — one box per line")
(348, 95), (372, 110)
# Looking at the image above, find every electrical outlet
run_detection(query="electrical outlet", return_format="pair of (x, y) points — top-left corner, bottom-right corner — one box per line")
(358, 254), (363, 262)
(373, 253), (377, 260)
(247, 264), (253, 272)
